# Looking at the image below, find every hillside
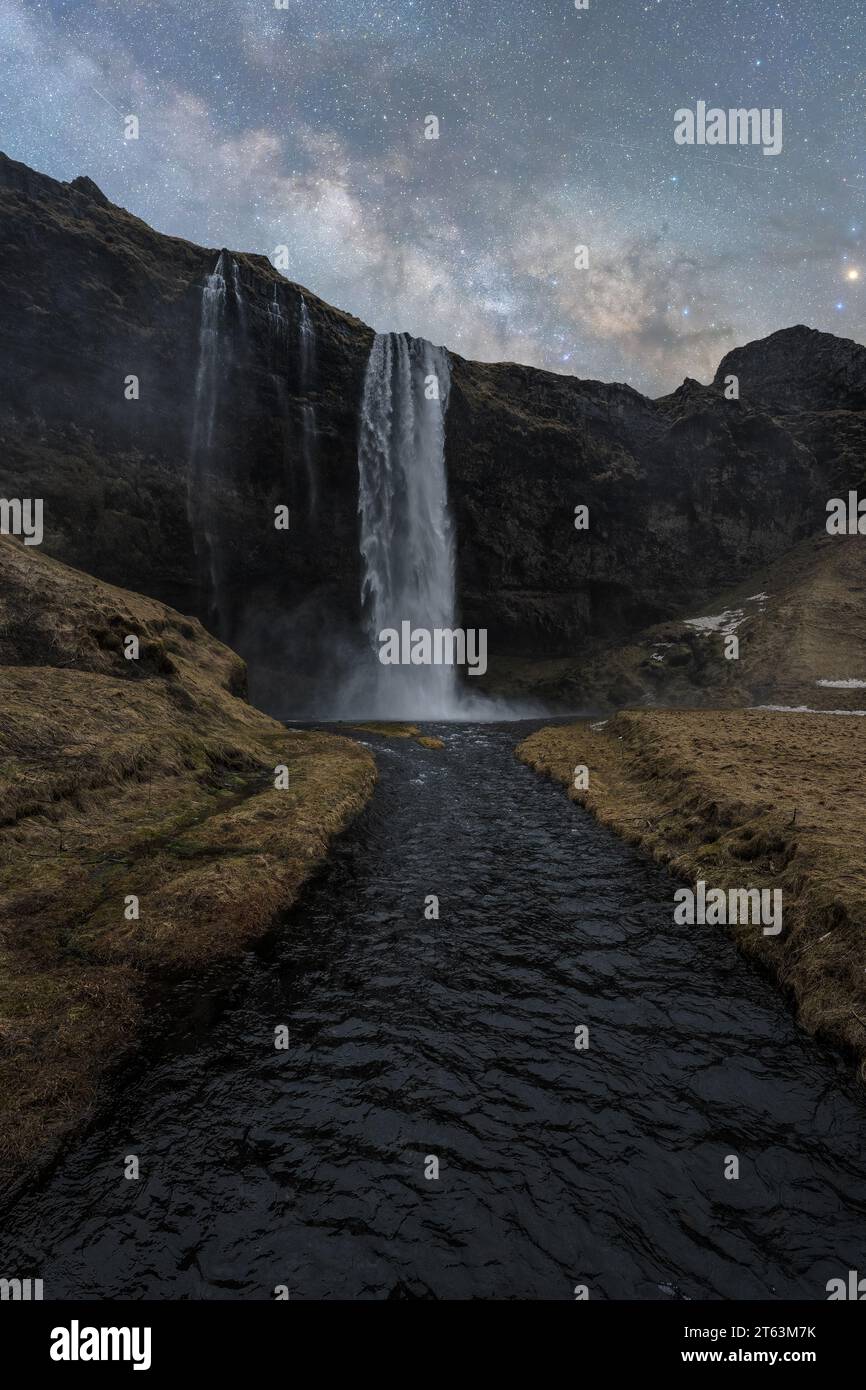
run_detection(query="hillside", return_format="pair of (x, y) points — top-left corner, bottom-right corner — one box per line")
(494, 532), (866, 711)
(0, 536), (375, 1192)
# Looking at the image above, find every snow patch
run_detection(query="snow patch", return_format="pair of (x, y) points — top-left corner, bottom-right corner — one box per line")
(684, 608), (746, 635)
(754, 704), (866, 717)
(683, 591), (768, 637)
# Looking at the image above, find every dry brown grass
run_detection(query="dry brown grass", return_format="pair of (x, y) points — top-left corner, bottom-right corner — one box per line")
(0, 537), (375, 1191)
(349, 723), (444, 749)
(518, 708), (866, 1074)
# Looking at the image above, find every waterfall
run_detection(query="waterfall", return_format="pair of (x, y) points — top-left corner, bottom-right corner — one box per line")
(188, 251), (228, 630)
(268, 282), (286, 333)
(191, 251), (227, 453)
(230, 257), (247, 337)
(356, 331), (459, 718)
(299, 296), (315, 380)
(188, 249), (247, 635)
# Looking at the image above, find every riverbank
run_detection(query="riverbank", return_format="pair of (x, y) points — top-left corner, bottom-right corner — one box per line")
(0, 538), (376, 1193)
(4, 718), (865, 1299)
(517, 709), (866, 1074)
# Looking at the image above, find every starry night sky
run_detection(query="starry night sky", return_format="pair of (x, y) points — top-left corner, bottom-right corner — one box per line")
(0, 0), (863, 394)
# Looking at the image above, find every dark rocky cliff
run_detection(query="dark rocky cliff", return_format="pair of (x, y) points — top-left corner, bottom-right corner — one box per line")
(1, 151), (863, 713)
(0, 151), (376, 713)
(448, 360), (819, 661)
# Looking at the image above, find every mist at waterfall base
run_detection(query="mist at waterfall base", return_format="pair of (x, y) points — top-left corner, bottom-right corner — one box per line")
(332, 331), (511, 722)
(288, 332), (529, 720)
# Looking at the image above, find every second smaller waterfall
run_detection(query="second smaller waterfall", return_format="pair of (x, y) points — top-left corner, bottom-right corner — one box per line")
(187, 250), (248, 637)
(188, 252), (228, 630)
(190, 252), (227, 457)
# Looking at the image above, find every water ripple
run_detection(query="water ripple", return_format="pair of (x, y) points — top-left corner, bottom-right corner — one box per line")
(1, 721), (865, 1300)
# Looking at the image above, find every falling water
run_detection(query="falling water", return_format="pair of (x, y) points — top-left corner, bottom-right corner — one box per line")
(231, 257), (247, 337)
(188, 251), (228, 630)
(188, 250), (247, 635)
(268, 282), (286, 332)
(356, 331), (459, 718)
(191, 252), (227, 453)
(299, 296), (315, 380)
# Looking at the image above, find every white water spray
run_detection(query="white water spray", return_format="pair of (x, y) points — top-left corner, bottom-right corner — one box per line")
(189, 252), (228, 627)
(269, 282), (286, 332)
(299, 296), (315, 380)
(231, 258), (247, 336)
(188, 250), (247, 634)
(356, 331), (461, 718)
(191, 251), (227, 456)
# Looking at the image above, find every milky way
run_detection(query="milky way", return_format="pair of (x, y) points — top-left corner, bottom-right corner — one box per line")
(0, 0), (863, 393)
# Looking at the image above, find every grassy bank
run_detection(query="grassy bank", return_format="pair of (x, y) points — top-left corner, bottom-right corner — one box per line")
(517, 709), (866, 1074)
(348, 723), (445, 749)
(0, 537), (376, 1192)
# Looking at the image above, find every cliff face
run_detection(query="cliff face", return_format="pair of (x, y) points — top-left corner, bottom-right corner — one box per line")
(0, 151), (377, 714)
(1, 151), (863, 713)
(447, 361), (818, 661)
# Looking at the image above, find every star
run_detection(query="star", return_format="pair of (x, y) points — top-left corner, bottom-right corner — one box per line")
(0, 0), (861, 395)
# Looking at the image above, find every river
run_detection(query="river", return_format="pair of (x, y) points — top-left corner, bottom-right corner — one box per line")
(1, 722), (864, 1299)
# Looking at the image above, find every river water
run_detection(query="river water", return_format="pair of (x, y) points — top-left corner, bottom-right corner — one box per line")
(1, 722), (865, 1299)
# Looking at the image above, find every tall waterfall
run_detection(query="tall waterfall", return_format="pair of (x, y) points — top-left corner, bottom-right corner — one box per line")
(356, 331), (459, 718)
(188, 250), (247, 635)
(191, 251), (227, 454)
(189, 251), (228, 630)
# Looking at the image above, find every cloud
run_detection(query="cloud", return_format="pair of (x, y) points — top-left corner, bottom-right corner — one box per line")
(2, 0), (862, 395)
